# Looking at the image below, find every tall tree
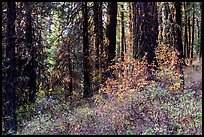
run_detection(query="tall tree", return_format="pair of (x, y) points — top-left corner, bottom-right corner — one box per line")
(134, 2), (159, 67)
(128, 2), (133, 57)
(131, 2), (136, 59)
(5, 2), (17, 134)
(102, 2), (117, 81)
(184, 2), (188, 59)
(191, 2), (195, 62)
(98, 2), (103, 77)
(82, 2), (91, 98)
(200, 2), (203, 59)
(106, 2), (117, 66)
(174, 2), (183, 59)
(187, 2), (191, 58)
(98, 2), (103, 64)
(174, 2), (185, 89)
(24, 2), (37, 103)
(120, 4), (125, 61)
(93, 2), (100, 71)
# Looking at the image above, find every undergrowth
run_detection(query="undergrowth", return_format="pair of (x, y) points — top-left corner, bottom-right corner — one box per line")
(16, 44), (202, 135)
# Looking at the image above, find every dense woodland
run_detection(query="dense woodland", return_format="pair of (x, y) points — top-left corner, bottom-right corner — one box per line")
(2, 2), (203, 135)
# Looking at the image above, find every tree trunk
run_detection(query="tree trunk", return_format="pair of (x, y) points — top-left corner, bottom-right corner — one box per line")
(128, 2), (133, 58)
(98, 2), (103, 69)
(106, 2), (117, 66)
(68, 43), (73, 97)
(82, 2), (91, 98)
(187, 2), (191, 58)
(191, 2), (195, 63)
(102, 2), (117, 82)
(5, 2), (17, 134)
(158, 2), (163, 44)
(175, 2), (184, 90)
(174, 2), (183, 59)
(93, 2), (99, 71)
(131, 2), (136, 59)
(134, 2), (159, 80)
(184, 2), (188, 59)
(200, 2), (203, 59)
(120, 4), (125, 61)
(196, 17), (200, 56)
(24, 2), (37, 104)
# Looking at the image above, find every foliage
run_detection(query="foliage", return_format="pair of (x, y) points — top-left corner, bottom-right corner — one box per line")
(17, 50), (202, 135)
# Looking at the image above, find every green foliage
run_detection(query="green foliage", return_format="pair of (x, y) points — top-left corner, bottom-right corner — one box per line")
(17, 79), (202, 135)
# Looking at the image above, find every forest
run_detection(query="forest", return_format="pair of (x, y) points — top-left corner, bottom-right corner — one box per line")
(2, 2), (203, 135)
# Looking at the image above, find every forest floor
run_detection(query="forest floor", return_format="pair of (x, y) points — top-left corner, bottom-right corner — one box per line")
(183, 59), (202, 98)
(17, 59), (202, 135)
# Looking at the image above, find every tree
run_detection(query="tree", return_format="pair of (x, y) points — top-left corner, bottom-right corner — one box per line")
(174, 2), (183, 59)
(187, 2), (191, 58)
(106, 2), (117, 66)
(82, 2), (91, 98)
(24, 2), (37, 103)
(98, 2), (103, 67)
(184, 2), (188, 59)
(200, 2), (203, 59)
(5, 2), (17, 134)
(128, 2), (133, 57)
(190, 2), (195, 63)
(134, 2), (159, 71)
(174, 2), (185, 89)
(93, 2), (99, 71)
(102, 2), (117, 81)
(120, 4), (125, 61)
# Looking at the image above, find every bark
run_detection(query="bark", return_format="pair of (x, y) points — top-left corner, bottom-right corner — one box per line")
(5, 2), (17, 134)
(24, 2), (37, 103)
(174, 2), (183, 59)
(106, 2), (117, 66)
(129, 2), (133, 57)
(82, 2), (91, 98)
(120, 4), (125, 61)
(191, 2), (195, 62)
(98, 2), (103, 67)
(175, 2), (184, 90)
(134, 2), (159, 68)
(200, 2), (203, 59)
(196, 17), (200, 56)
(68, 43), (73, 97)
(93, 2), (99, 70)
(184, 2), (188, 59)
(187, 2), (191, 58)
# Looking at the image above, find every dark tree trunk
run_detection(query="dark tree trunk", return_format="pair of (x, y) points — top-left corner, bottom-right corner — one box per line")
(129, 2), (133, 57)
(191, 2), (195, 62)
(93, 2), (99, 70)
(98, 2), (103, 68)
(175, 2), (183, 59)
(196, 17), (200, 56)
(131, 3), (136, 59)
(5, 2), (17, 134)
(82, 2), (91, 98)
(175, 2), (184, 89)
(200, 2), (203, 59)
(184, 2), (188, 59)
(187, 2), (191, 58)
(106, 2), (117, 66)
(134, 2), (159, 68)
(133, 2), (139, 59)
(68, 43), (73, 97)
(24, 2), (37, 103)
(102, 2), (117, 82)
(134, 2), (159, 80)
(120, 4), (125, 61)
(158, 2), (163, 44)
